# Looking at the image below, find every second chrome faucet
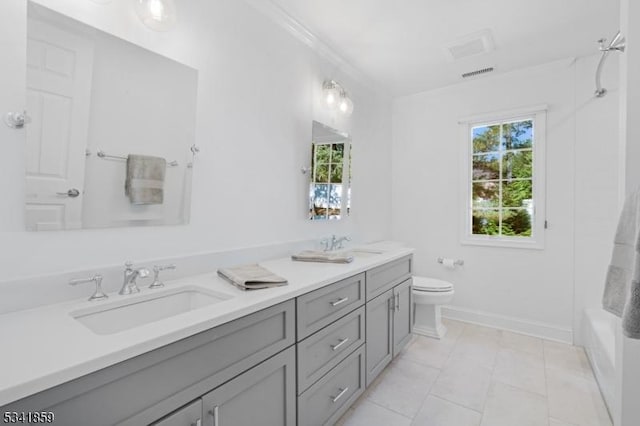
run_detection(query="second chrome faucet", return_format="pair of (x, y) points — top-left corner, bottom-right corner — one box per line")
(119, 261), (178, 295)
(119, 261), (150, 295)
(321, 234), (352, 251)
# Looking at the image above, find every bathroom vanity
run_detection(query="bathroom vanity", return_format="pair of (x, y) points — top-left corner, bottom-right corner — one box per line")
(0, 247), (413, 426)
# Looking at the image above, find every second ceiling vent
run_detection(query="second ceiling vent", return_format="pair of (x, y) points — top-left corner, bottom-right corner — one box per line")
(444, 29), (495, 61)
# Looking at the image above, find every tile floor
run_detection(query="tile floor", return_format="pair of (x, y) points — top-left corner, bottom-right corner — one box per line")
(337, 319), (612, 426)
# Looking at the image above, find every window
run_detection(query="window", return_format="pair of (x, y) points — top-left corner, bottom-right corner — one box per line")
(309, 142), (351, 220)
(461, 107), (546, 248)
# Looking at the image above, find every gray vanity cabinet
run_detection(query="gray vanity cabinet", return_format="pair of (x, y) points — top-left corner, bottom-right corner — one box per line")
(365, 289), (394, 385)
(150, 400), (202, 426)
(365, 255), (412, 300)
(297, 306), (366, 393)
(2, 301), (295, 426)
(152, 345), (296, 426)
(393, 278), (413, 355)
(364, 256), (413, 386)
(296, 272), (365, 340)
(295, 272), (368, 425)
(297, 345), (366, 426)
(2, 254), (415, 426)
(201, 346), (296, 426)
(365, 279), (413, 386)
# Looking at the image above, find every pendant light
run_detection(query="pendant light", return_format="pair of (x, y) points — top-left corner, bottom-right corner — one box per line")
(133, 0), (177, 32)
(322, 80), (354, 116)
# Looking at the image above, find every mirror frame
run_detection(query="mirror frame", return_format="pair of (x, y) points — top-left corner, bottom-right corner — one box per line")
(308, 121), (352, 221)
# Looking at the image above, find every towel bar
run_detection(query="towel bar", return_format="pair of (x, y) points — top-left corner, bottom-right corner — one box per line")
(96, 150), (179, 167)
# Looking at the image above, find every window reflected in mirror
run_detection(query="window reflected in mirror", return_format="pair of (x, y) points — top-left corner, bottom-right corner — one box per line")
(309, 121), (352, 220)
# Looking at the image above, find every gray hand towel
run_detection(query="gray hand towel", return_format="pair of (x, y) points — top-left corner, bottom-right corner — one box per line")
(603, 188), (640, 338)
(125, 154), (166, 205)
(217, 264), (288, 290)
(291, 250), (354, 264)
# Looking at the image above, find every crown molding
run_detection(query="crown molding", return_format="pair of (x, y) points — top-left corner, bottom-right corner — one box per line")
(243, 0), (377, 91)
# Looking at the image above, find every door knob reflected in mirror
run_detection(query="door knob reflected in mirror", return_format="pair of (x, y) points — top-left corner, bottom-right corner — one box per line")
(57, 189), (81, 198)
(4, 111), (30, 129)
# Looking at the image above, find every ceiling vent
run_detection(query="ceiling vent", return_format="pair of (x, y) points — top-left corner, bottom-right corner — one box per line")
(445, 29), (495, 61)
(462, 67), (495, 78)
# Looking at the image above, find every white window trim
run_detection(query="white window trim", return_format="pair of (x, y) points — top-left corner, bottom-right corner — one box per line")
(459, 105), (547, 249)
(309, 141), (352, 220)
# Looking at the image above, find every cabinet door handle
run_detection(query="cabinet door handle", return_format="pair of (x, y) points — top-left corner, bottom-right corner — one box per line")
(208, 407), (219, 426)
(330, 296), (349, 307)
(331, 337), (349, 351)
(388, 296), (394, 311)
(396, 293), (400, 311)
(331, 387), (349, 403)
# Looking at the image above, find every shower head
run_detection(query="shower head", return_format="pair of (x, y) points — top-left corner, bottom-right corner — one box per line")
(595, 30), (626, 98)
(600, 31), (626, 52)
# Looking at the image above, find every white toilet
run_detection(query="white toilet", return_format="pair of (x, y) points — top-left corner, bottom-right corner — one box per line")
(412, 276), (455, 339)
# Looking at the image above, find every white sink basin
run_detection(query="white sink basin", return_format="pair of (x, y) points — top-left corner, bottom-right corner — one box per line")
(71, 285), (232, 335)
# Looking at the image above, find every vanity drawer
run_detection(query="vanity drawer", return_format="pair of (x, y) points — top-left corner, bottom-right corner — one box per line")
(296, 272), (365, 340)
(297, 345), (366, 426)
(150, 399), (202, 426)
(4, 300), (295, 426)
(297, 306), (365, 393)
(366, 255), (412, 301)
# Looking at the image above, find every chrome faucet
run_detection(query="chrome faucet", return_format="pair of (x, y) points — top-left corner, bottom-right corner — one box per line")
(149, 264), (177, 289)
(69, 274), (108, 302)
(328, 235), (352, 251)
(333, 235), (351, 250)
(119, 261), (150, 295)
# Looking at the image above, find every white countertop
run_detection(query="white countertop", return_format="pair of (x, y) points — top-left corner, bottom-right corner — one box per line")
(0, 243), (413, 407)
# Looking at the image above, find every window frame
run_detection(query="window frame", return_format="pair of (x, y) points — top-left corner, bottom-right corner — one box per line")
(309, 141), (351, 220)
(459, 105), (547, 249)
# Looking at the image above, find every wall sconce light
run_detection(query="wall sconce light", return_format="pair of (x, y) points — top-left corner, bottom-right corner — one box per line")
(133, 0), (177, 31)
(323, 80), (354, 117)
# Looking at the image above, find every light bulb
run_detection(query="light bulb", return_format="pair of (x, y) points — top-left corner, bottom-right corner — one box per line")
(323, 80), (341, 111)
(148, 0), (165, 21)
(339, 95), (354, 116)
(133, 0), (177, 31)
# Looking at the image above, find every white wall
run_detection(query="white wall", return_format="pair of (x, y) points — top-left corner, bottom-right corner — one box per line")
(0, 0), (392, 282)
(616, 1), (640, 424)
(392, 56), (619, 342)
(573, 55), (620, 341)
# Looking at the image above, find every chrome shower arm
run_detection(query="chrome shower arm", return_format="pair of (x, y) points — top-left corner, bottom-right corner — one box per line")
(595, 31), (626, 98)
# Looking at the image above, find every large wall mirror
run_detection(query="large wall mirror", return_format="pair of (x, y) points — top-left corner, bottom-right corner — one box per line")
(309, 121), (352, 220)
(25, 2), (198, 231)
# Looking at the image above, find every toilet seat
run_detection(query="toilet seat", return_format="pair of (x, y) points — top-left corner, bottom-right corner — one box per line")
(413, 277), (453, 293)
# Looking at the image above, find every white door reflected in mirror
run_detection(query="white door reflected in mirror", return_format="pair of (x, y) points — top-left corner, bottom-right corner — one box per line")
(25, 16), (94, 231)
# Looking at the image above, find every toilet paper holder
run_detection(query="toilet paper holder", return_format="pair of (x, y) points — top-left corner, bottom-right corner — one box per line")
(437, 257), (464, 266)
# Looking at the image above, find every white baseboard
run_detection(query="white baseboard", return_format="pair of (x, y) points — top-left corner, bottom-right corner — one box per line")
(441, 305), (574, 344)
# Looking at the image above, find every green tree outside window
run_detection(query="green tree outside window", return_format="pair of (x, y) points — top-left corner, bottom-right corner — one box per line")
(471, 119), (534, 237)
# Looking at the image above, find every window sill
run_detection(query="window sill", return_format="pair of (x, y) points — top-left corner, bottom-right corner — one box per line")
(461, 236), (545, 250)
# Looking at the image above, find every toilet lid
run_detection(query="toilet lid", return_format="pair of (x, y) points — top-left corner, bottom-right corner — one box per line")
(413, 277), (454, 292)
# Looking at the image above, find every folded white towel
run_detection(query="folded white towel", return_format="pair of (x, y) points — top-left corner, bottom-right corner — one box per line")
(603, 187), (640, 338)
(291, 250), (354, 264)
(217, 264), (287, 290)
